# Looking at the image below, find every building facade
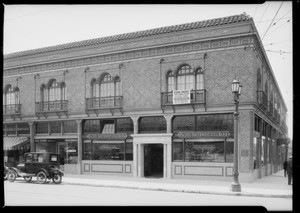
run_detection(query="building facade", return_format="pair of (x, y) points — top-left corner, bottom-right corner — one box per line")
(3, 13), (288, 182)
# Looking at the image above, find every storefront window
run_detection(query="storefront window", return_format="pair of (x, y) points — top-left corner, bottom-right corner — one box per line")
(92, 141), (124, 160)
(196, 114), (234, 132)
(83, 140), (92, 160)
(36, 122), (48, 134)
(185, 141), (223, 162)
(50, 121), (61, 134)
(7, 123), (16, 135)
(84, 119), (100, 134)
(172, 140), (233, 163)
(35, 141), (56, 153)
(17, 123), (30, 135)
(173, 141), (184, 161)
(253, 138), (257, 169)
(83, 140), (132, 161)
(64, 140), (78, 164)
(173, 115), (195, 132)
(125, 142), (133, 160)
(139, 116), (166, 133)
(116, 118), (133, 134)
(63, 120), (77, 133)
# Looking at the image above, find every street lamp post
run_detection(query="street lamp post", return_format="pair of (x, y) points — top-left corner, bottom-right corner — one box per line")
(230, 79), (242, 192)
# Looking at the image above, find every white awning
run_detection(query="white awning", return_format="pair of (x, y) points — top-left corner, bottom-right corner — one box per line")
(3, 137), (29, 150)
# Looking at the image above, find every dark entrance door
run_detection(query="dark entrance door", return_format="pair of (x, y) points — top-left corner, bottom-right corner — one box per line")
(144, 144), (163, 178)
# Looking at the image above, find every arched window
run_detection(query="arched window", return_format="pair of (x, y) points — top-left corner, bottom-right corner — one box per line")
(89, 73), (121, 108)
(91, 78), (99, 98)
(3, 85), (20, 106)
(41, 79), (67, 102)
(90, 73), (121, 98)
(166, 64), (204, 92)
(177, 65), (194, 90)
(100, 74), (114, 97)
(195, 68), (204, 90)
(167, 71), (175, 92)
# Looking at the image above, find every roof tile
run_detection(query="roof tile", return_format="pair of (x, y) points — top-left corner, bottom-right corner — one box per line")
(4, 13), (252, 59)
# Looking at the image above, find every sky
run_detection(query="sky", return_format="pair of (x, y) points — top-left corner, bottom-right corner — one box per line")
(3, 3), (293, 140)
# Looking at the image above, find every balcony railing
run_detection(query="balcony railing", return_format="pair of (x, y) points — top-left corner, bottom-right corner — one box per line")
(35, 100), (68, 113)
(257, 90), (268, 110)
(3, 104), (21, 115)
(161, 89), (206, 106)
(86, 96), (123, 110)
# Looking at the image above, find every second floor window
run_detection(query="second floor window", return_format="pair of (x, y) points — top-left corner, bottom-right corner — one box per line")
(41, 79), (67, 102)
(3, 85), (20, 106)
(91, 73), (121, 98)
(167, 64), (204, 92)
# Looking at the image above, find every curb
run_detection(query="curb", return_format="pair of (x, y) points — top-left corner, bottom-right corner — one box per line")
(62, 180), (293, 199)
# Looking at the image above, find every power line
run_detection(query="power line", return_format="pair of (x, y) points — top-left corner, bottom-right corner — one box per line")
(261, 1), (284, 41)
(255, 16), (291, 24)
(259, 2), (271, 23)
(5, 6), (67, 22)
(264, 19), (291, 39)
(265, 49), (292, 54)
(263, 39), (292, 46)
(253, 4), (258, 20)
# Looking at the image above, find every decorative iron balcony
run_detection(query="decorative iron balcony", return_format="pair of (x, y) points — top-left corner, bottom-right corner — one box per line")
(35, 100), (68, 113)
(3, 104), (21, 115)
(256, 91), (267, 111)
(161, 89), (206, 106)
(86, 96), (123, 110)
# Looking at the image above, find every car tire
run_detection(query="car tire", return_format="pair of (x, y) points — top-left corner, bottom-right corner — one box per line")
(24, 176), (32, 183)
(52, 174), (62, 184)
(36, 171), (47, 184)
(7, 170), (16, 182)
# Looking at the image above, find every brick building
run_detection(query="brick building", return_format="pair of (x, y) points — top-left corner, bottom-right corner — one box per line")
(3, 13), (288, 182)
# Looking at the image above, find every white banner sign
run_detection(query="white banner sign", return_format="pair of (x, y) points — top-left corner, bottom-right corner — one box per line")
(173, 89), (191, 104)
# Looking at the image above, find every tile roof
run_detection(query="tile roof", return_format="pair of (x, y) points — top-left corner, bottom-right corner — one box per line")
(4, 13), (252, 59)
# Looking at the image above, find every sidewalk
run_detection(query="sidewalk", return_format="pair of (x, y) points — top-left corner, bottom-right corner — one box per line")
(62, 169), (293, 198)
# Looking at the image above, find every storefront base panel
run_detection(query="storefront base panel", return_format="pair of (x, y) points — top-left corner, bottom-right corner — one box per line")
(64, 164), (79, 174)
(172, 162), (234, 180)
(82, 160), (133, 176)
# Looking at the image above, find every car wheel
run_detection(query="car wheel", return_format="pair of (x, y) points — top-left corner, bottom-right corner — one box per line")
(24, 176), (32, 183)
(36, 171), (47, 184)
(7, 170), (16, 182)
(52, 174), (62, 184)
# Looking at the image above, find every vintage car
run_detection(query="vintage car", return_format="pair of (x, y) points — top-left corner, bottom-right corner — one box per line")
(7, 152), (64, 184)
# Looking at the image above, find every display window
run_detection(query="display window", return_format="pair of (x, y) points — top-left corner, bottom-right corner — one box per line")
(83, 140), (133, 161)
(172, 140), (233, 163)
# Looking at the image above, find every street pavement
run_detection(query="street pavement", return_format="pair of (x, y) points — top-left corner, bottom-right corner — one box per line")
(62, 169), (293, 198)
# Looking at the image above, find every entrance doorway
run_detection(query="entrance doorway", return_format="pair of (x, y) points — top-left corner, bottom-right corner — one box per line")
(144, 144), (163, 178)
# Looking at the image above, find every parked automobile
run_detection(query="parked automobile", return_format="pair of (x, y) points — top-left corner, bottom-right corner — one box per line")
(7, 152), (64, 184)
